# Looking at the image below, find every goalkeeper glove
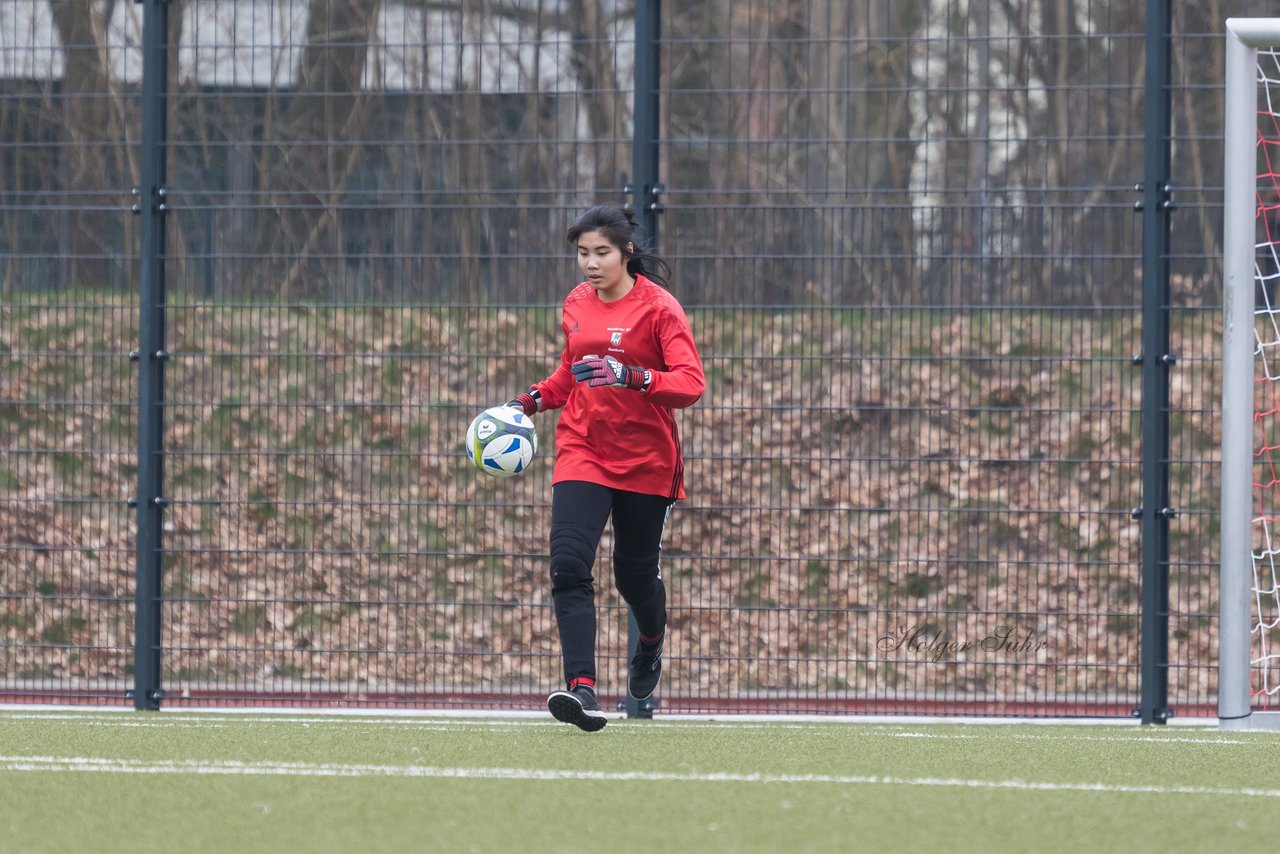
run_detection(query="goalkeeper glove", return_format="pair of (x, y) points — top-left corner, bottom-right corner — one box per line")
(571, 355), (651, 391)
(506, 389), (542, 416)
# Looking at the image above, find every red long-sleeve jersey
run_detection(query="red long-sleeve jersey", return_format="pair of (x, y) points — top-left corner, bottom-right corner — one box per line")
(533, 276), (705, 499)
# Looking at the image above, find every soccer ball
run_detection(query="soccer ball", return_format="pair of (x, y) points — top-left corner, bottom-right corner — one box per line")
(464, 405), (537, 478)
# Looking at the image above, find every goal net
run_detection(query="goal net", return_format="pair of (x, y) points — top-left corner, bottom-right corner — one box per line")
(1222, 20), (1280, 730)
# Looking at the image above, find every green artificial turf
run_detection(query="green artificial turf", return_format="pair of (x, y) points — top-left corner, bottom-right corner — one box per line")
(2, 710), (1278, 853)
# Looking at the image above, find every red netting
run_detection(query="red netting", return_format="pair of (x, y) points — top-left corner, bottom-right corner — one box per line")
(1252, 49), (1280, 703)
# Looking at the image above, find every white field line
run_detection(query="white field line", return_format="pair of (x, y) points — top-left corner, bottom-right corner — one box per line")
(0, 755), (1277, 799)
(0, 712), (1263, 745)
(0, 704), (1208, 727)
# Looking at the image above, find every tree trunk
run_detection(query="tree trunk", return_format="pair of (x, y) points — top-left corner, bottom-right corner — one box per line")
(568, 0), (628, 194)
(49, 0), (118, 288)
(265, 0), (381, 297)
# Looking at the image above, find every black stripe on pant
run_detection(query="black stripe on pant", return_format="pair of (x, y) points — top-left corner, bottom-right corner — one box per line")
(549, 480), (673, 688)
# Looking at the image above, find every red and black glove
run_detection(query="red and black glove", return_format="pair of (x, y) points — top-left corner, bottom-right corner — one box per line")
(571, 355), (652, 391)
(506, 389), (542, 416)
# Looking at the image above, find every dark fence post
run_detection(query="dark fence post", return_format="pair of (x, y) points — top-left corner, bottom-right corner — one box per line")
(1137, 0), (1173, 725)
(132, 0), (170, 712)
(632, 0), (664, 243)
(623, 0), (663, 720)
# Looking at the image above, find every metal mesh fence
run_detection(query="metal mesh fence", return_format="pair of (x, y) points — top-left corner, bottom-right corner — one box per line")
(0, 0), (1250, 716)
(0, 0), (138, 701)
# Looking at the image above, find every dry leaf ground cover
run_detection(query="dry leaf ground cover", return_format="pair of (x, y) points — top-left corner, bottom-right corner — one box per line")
(0, 294), (1225, 710)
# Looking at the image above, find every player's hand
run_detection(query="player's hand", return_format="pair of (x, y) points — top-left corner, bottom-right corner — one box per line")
(571, 355), (650, 391)
(506, 390), (541, 416)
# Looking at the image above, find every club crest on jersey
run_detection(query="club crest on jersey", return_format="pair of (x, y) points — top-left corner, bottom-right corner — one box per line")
(610, 332), (623, 345)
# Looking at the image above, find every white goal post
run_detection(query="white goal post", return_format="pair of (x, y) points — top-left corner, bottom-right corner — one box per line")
(1221, 18), (1280, 731)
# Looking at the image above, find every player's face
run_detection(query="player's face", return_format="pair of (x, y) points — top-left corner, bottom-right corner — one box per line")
(577, 230), (634, 301)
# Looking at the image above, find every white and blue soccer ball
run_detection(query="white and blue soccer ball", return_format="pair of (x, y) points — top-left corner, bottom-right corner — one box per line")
(464, 405), (537, 478)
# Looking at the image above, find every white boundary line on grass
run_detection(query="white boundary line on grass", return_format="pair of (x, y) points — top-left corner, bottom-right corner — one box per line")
(2, 754), (1279, 799)
(0, 702), (1215, 727)
(0, 704), (1246, 743)
(0, 709), (1251, 742)
(0, 713), (1253, 742)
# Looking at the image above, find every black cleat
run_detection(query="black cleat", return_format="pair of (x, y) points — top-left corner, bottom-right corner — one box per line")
(628, 635), (664, 701)
(547, 685), (608, 732)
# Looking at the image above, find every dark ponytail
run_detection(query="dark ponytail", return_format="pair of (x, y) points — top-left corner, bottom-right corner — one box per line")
(566, 203), (672, 289)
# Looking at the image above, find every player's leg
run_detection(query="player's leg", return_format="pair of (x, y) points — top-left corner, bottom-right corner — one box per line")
(546, 480), (612, 730)
(611, 491), (674, 700)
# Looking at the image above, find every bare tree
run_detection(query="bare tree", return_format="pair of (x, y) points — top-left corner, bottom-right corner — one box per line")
(567, 0), (629, 192)
(768, 0), (923, 302)
(991, 0), (1143, 304)
(256, 0), (381, 297)
(49, 0), (128, 288)
(1171, 0), (1229, 299)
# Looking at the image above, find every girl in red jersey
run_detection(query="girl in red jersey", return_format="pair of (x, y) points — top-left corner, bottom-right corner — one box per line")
(507, 204), (705, 731)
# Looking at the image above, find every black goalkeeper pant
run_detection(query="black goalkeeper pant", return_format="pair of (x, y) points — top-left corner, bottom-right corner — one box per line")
(549, 480), (673, 688)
